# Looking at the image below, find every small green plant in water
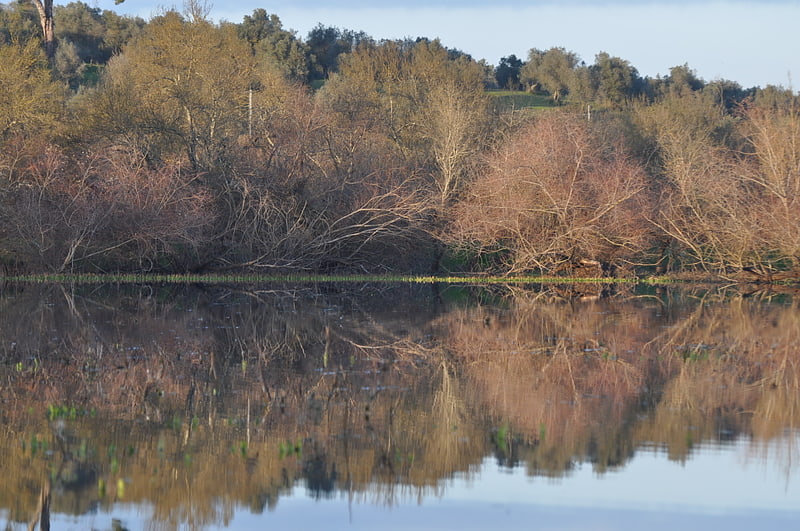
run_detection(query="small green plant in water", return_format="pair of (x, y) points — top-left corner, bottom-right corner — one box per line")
(47, 404), (81, 420)
(279, 439), (303, 459)
(492, 423), (510, 451)
(28, 434), (48, 456)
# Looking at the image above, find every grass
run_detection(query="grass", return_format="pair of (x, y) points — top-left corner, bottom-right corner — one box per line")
(487, 90), (554, 110)
(0, 272), (677, 285)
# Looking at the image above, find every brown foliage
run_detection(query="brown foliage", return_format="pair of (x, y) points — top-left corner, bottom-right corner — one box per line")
(740, 102), (800, 276)
(635, 93), (800, 277)
(216, 85), (437, 272)
(449, 112), (650, 275)
(0, 137), (215, 272)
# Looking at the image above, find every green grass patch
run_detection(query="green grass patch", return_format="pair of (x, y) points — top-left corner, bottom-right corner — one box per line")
(487, 90), (553, 110)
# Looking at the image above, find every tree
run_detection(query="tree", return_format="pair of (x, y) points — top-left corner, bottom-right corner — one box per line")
(0, 40), (63, 138)
(24, 0), (127, 59)
(79, 10), (260, 170)
(238, 9), (309, 82)
(306, 24), (371, 81)
(520, 47), (581, 103)
(449, 112), (650, 275)
(631, 90), (754, 273)
(590, 52), (643, 106)
(738, 100), (800, 278)
(0, 1), (41, 45)
(664, 63), (704, 95)
(409, 40), (489, 205)
(27, 0), (55, 58)
(494, 54), (522, 90)
(54, 1), (105, 63)
(52, 36), (82, 87)
(99, 9), (144, 57)
(323, 38), (489, 205)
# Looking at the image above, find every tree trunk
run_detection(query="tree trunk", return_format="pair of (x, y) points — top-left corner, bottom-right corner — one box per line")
(27, 480), (50, 531)
(30, 0), (56, 59)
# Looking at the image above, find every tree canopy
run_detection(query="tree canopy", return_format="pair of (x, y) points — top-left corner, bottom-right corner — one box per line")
(1, 3), (798, 279)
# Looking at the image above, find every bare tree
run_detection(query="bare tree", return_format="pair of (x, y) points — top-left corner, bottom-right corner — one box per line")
(449, 112), (650, 276)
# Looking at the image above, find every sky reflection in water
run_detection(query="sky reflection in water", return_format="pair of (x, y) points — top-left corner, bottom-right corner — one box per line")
(23, 436), (800, 531)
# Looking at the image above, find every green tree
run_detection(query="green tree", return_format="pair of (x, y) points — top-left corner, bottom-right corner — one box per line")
(753, 84), (797, 110)
(661, 63), (705, 96)
(0, 40), (63, 138)
(324, 38), (489, 203)
(52, 35), (82, 87)
(494, 54), (522, 90)
(237, 9), (309, 82)
(520, 47), (581, 103)
(306, 24), (371, 81)
(54, 1), (104, 63)
(99, 9), (144, 57)
(21, 0), (127, 59)
(78, 10), (261, 170)
(590, 52), (643, 106)
(702, 78), (749, 111)
(0, 1), (41, 45)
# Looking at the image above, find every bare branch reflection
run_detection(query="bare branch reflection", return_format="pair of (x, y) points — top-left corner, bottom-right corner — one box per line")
(0, 282), (798, 527)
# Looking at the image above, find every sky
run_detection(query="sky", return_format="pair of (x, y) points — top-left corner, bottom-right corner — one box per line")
(92, 0), (800, 89)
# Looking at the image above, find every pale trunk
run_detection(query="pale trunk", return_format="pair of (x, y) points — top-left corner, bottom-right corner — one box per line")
(30, 0), (55, 59)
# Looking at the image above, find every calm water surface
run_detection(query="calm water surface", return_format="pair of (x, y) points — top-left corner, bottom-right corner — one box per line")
(1, 282), (798, 530)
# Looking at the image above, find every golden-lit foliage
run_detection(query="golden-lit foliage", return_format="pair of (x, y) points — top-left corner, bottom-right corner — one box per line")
(2, 4), (800, 278)
(740, 102), (800, 274)
(630, 91), (800, 276)
(74, 10), (270, 170)
(320, 39), (491, 205)
(0, 40), (63, 138)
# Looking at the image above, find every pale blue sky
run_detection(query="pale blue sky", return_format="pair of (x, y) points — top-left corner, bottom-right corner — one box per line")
(93, 1), (799, 89)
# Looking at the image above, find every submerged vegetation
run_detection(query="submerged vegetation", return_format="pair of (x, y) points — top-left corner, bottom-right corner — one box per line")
(0, 2), (799, 282)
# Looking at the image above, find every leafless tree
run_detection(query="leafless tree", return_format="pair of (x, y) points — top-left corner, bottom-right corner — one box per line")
(448, 111), (650, 275)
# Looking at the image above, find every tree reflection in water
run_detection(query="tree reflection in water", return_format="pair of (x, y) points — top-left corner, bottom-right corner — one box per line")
(0, 282), (798, 528)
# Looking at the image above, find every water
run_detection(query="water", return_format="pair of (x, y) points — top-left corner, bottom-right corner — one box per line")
(1, 282), (798, 530)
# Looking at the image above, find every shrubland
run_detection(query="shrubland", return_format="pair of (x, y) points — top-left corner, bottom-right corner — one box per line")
(0, 2), (798, 280)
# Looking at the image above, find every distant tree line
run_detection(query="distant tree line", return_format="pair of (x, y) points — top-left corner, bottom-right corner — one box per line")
(1, 2), (798, 280)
